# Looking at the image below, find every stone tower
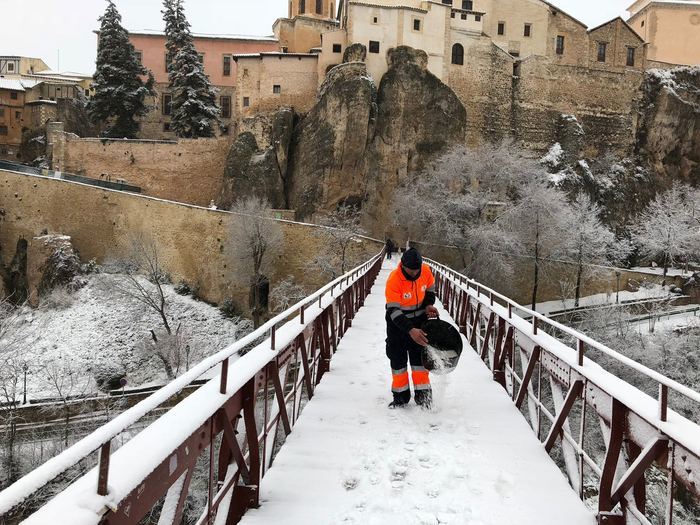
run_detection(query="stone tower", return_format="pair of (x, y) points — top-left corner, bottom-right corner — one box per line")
(289, 0), (337, 20)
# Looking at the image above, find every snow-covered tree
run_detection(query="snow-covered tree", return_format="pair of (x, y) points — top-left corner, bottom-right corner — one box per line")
(497, 180), (572, 311)
(230, 197), (283, 328)
(88, 0), (155, 138)
(270, 278), (308, 314)
(163, 0), (220, 138)
(564, 193), (631, 307)
(392, 143), (545, 283)
(632, 183), (700, 282)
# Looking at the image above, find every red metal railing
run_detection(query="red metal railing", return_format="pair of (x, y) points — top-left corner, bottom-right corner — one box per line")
(428, 258), (700, 525)
(0, 251), (384, 525)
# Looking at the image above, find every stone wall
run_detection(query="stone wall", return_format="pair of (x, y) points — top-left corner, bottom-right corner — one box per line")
(0, 169), (380, 307)
(48, 129), (232, 207)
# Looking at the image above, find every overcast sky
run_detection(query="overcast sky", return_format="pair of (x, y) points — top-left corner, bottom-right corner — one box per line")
(1, 0), (632, 74)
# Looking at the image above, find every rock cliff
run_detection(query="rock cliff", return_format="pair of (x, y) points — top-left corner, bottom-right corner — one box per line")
(637, 67), (700, 184)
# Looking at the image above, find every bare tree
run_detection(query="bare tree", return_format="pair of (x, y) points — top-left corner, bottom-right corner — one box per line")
(115, 235), (173, 334)
(632, 184), (700, 283)
(270, 277), (308, 314)
(308, 205), (366, 280)
(230, 197), (284, 328)
(564, 193), (631, 307)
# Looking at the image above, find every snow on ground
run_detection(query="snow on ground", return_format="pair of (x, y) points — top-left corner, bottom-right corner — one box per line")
(240, 260), (595, 525)
(630, 266), (694, 278)
(536, 283), (669, 315)
(11, 274), (247, 399)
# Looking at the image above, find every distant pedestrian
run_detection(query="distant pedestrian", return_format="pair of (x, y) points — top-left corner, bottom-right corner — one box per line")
(385, 238), (396, 260)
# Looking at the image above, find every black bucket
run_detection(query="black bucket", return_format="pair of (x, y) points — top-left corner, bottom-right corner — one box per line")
(421, 319), (464, 375)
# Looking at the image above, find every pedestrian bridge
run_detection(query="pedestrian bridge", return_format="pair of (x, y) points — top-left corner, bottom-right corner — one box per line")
(1, 253), (699, 525)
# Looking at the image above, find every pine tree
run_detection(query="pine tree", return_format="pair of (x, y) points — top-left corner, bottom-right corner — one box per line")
(88, 0), (155, 138)
(163, 0), (220, 138)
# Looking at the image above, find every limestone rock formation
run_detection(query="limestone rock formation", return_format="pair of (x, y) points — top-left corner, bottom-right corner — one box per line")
(364, 46), (467, 226)
(343, 43), (367, 64)
(286, 61), (378, 219)
(555, 114), (585, 167)
(637, 67), (700, 184)
(217, 107), (294, 209)
(27, 234), (82, 307)
(287, 46), (466, 224)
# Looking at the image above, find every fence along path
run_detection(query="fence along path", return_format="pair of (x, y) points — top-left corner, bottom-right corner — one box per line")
(239, 258), (595, 524)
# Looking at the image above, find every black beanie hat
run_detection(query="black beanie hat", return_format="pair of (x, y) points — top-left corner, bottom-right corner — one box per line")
(401, 248), (423, 270)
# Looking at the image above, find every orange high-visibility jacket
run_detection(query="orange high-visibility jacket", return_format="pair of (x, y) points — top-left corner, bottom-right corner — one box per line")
(385, 263), (436, 332)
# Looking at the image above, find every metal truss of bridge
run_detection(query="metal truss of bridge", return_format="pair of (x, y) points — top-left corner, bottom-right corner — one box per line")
(0, 252), (698, 525)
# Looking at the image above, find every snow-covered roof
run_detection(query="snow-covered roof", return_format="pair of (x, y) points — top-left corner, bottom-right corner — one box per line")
(233, 52), (318, 60)
(0, 78), (41, 91)
(126, 28), (278, 42)
(34, 69), (92, 80)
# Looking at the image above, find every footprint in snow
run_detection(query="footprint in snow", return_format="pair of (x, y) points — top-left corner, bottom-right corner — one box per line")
(343, 477), (359, 490)
(494, 472), (514, 498)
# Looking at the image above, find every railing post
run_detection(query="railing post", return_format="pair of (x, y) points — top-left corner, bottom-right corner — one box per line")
(577, 340), (585, 367)
(271, 324), (276, 350)
(659, 384), (668, 422)
(97, 442), (111, 496)
(220, 357), (229, 394)
(533, 316), (539, 335)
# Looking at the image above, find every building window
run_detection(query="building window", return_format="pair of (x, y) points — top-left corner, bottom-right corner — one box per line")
(223, 55), (231, 76)
(10, 92), (18, 100)
(369, 40), (380, 53)
(333, 43), (342, 53)
(462, 0), (473, 9)
(497, 22), (505, 35)
(0, 108), (4, 117)
(15, 111), (21, 119)
(162, 93), (172, 115)
(135, 51), (143, 64)
(163, 122), (171, 132)
(413, 19), (421, 31)
(243, 97), (250, 107)
(524, 23), (532, 37)
(556, 35), (565, 55)
(0, 125), (7, 135)
(451, 43), (464, 65)
(273, 84), (281, 94)
(627, 47), (636, 66)
(372, 16), (378, 24)
(461, 13), (467, 20)
(7, 63), (14, 73)
(221, 96), (232, 118)
(300, 0), (305, 13)
(475, 14), (481, 21)
(641, 20), (645, 27)
(316, 0), (322, 14)
(597, 42), (607, 62)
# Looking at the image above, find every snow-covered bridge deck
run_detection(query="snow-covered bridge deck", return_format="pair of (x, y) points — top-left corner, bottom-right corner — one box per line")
(240, 260), (595, 525)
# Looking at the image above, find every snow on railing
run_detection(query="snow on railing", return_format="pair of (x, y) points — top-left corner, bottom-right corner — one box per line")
(428, 258), (700, 524)
(0, 250), (384, 524)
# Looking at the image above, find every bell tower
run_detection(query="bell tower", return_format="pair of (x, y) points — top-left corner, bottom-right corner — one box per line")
(289, 0), (337, 20)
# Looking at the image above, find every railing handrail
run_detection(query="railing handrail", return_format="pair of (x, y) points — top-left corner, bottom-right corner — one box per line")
(0, 250), (383, 515)
(426, 258), (700, 406)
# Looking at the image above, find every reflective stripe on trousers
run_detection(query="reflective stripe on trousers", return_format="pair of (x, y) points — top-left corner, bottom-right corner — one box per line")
(411, 365), (431, 391)
(392, 368), (409, 393)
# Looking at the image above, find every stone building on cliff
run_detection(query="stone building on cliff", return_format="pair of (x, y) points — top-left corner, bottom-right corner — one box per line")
(233, 0), (654, 156)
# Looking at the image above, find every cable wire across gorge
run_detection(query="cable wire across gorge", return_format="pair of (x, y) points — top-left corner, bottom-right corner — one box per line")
(0, 251), (385, 525)
(428, 258), (700, 525)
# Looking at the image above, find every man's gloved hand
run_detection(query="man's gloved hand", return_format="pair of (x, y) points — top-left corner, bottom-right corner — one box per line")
(409, 328), (429, 347)
(426, 305), (439, 319)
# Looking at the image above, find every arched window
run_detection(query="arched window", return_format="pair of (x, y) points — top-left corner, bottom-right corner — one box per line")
(451, 43), (464, 65)
(300, 0), (305, 14)
(316, 0), (323, 14)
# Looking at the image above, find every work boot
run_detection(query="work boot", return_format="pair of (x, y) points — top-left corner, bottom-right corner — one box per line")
(414, 389), (433, 410)
(389, 390), (410, 409)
